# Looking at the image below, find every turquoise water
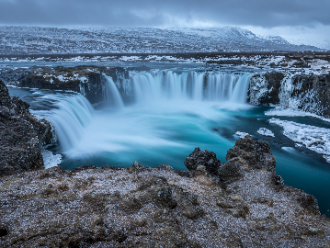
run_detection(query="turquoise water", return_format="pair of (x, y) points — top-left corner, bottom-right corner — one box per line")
(7, 67), (330, 217)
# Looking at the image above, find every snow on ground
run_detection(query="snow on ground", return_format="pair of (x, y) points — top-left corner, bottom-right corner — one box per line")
(309, 59), (330, 70)
(257, 127), (275, 137)
(269, 118), (330, 162)
(119, 56), (142, 61)
(265, 107), (330, 123)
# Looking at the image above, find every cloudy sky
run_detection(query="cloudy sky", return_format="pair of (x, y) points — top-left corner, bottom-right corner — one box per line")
(0, 0), (329, 47)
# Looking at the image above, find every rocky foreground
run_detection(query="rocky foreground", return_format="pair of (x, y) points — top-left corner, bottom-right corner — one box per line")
(1, 136), (330, 247)
(1, 73), (330, 247)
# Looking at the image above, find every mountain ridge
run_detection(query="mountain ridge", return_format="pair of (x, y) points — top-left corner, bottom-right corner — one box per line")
(0, 26), (321, 55)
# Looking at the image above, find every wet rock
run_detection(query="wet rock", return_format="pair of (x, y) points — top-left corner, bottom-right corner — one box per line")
(226, 135), (276, 171)
(184, 147), (221, 175)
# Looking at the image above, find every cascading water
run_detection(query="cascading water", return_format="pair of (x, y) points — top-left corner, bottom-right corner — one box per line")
(8, 67), (330, 217)
(102, 75), (125, 108)
(49, 94), (94, 151)
(49, 69), (251, 160)
(127, 71), (251, 104)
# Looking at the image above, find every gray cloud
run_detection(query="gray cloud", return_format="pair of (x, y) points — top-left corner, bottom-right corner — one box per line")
(0, 0), (329, 28)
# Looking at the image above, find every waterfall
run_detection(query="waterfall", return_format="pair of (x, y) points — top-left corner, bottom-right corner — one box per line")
(49, 95), (94, 151)
(49, 70), (251, 153)
(103, 75), (124, 108)
(126, 70), (251, 104)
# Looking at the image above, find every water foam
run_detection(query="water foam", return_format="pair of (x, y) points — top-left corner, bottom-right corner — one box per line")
(49, 70), (251, 160)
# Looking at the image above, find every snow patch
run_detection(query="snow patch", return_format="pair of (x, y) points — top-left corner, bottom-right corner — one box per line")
(269, 118), (330, 162)
(235, 131), (250, 138)
(257, 127), (275, 137)
(41, 149), (62, 169)
(265, 107), (330, 123)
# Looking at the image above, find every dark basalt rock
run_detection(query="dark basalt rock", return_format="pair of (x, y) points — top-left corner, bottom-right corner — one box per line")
(0, 80), (52, 176)
(226, 135), (276, 171)
(184, 147), (221, 175)
(259, 71), (284, 104)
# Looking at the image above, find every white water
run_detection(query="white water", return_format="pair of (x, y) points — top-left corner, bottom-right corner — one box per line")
(103, 75), (124, 108)
(48, 95), (95, 152)
(49, 70), (251, 160)
(127, 71), (250, 104)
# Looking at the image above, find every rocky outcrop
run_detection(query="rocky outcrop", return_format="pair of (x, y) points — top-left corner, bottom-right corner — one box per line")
(184, 147), (221, 175)
(1, 66), (129, 105)
(289, 73), (330, 117)
(225, 135), (276, 171)
(248, 71), (284, 105)
(249, 71), (330, 118)
(0, 139), (329, 247)
(0, 80), (52, 176)
(184, 136), (276, 183)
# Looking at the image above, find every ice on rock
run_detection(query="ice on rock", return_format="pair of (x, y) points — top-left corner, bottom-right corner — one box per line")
(235, 131), (250, 138)
(257, 127), (275, 137)
(269, 118), (330, 162)
(41, 149), (62, 169)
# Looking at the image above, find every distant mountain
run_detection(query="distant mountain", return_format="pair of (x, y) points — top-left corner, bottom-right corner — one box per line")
(0, 26), (320, 55)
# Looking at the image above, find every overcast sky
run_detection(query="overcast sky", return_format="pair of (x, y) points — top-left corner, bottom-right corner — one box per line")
(0, 0), (329, 47)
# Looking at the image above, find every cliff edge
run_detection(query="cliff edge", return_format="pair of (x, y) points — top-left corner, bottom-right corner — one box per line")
(0, 136), (329, 247)
(0, 80), (52, 176)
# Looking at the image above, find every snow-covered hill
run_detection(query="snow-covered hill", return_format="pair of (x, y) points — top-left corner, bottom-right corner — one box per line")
(0, 26), (320, 55)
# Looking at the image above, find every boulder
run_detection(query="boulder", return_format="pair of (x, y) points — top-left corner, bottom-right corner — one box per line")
(226, 135), (276, 171)
(184, 147), (221, 175)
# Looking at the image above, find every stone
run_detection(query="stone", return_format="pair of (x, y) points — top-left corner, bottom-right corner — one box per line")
(0, 80), (53, 176)
(218, 158), (245, 183)
(184, 147), (221, 175)
(226, 135), (276, 171)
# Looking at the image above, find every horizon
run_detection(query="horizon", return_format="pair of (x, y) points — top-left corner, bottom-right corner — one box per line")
(0, 0), (329, 49)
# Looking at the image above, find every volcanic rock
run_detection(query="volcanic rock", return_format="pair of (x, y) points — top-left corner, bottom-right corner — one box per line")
(184, 147), (221, 175)
(0, 80), (52, 176)
(226, 135), (276, 171)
